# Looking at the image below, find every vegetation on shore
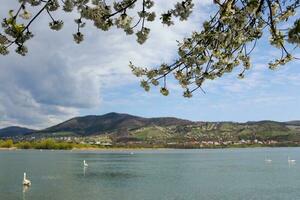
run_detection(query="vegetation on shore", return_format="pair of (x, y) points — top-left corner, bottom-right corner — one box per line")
(0, 139), (94, 150)
(1, 114), (300, 150)
(1, 138), (300, 150)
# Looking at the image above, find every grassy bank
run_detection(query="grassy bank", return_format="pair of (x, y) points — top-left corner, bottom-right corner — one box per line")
(0, 139), (94, 150)
(1, 139), (300, 150)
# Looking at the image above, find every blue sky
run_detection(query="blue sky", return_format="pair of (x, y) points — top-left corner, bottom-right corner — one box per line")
(0, 0), (300, 128)
(89, 48), (300, 122)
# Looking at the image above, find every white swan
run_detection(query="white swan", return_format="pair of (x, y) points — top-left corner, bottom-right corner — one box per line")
(265, 158), (272, 163)
(288, 156), (296, 163)
(23, 173), (31, 186)
(83, 160), (88, 167)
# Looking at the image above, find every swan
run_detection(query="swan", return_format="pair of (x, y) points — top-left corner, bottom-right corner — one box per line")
(265, 158), (272, 163)
(23, 173), (31, 186)
(288, 156), (296, 163)
(83, 160), (88, 167)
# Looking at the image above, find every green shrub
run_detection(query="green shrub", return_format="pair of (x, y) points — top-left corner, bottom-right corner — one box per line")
(16, 142), (32, 149)
(0, 139), (13, 148)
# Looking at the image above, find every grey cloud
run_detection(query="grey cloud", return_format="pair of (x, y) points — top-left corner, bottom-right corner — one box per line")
(0, 51), (100, 127)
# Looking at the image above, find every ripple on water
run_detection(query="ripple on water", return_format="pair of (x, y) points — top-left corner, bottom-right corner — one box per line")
(40, 176), (61, 180)
(77, 171), (143, 179)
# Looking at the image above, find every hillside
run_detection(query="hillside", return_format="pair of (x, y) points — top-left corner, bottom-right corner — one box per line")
(115, 121), (300, 144)
(37, 112), (193, 136)
(285, 121), (300, 126)
(0, 126), (35, 137)
(2, 113), (300, 147)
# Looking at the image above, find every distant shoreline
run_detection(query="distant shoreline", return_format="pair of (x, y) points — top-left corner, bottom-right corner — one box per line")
(0, 147), (165, 151)
(2, 138), (300, 151)
(1, 145), (300, 151)
(0, 147), (17, 151)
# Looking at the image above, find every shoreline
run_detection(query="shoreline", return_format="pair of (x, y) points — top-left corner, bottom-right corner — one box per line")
(0, 147), (17, 151)
(1, 145), (300, 151)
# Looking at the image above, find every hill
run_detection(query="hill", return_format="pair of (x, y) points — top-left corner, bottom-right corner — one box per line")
(0, 126), (36, 137)
(285, 121), (300, 126)
(2, 113), (300, 148)
(37, 112), (193, 136)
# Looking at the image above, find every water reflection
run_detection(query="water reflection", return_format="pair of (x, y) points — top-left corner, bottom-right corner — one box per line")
(83, 166), (87, 176)
(22, 185), (29, 200)
(288, 162), (296, 168)
(77, 170), (141, 179)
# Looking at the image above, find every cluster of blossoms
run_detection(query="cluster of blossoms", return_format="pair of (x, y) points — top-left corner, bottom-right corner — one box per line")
(268, 54), (293, 70)
(161, 0), (194, 26)
(1, 0), (194, 55)
(131, 0), (300, 97)
(49, 20), (64, 31)
(0, 8), (35, 56)
(288, 19), (300, 45)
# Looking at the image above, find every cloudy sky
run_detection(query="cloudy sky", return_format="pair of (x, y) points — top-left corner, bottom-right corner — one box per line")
(1, 0), (300, 129)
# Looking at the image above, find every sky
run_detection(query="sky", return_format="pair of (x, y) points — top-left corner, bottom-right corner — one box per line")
(0, 0), (300, 129)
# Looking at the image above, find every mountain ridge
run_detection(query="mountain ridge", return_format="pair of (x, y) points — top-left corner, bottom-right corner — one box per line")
(39, 112), (193, 136)
(1, 113), (300, 144)
(0, 126), (36, 137)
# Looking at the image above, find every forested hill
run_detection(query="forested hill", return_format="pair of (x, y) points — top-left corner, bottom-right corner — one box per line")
(39, 112), (193, 136)
(1, 113), (300, 145)
(0, 126), (36, 137)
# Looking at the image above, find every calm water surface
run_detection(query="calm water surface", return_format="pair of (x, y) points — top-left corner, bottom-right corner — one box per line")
(1, 148), (300, 200)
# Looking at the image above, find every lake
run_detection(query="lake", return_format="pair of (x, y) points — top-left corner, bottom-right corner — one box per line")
(1, 148), (300, 200)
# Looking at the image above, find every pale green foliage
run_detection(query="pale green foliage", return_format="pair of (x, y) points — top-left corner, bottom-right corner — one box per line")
(15, 45), (28, 56)
(49, 20), (64, 31)
(73, 32), (84, 44)
(19, 10), (32, 20)
(288, 19), (300, 45)
(115, 14), (133, 30)
(136, 27), (150, 44)
(0, 139), (13, 148)
(160, 87), (169, 96)
(160, 0), (194, 26)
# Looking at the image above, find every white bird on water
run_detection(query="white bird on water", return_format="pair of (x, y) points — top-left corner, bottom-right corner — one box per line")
(265, 158), (272, 163)
(83, 160), (88, 167)
(23, 173), (31, 186)
(288, 157), (296, 164)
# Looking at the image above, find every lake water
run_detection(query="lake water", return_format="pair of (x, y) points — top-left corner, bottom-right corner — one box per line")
(1, 148), (300, 200)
